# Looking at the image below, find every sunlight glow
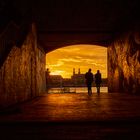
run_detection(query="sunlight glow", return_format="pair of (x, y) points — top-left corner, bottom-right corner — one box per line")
(46, 45), (107, 78)
(50, 70), (65, 76)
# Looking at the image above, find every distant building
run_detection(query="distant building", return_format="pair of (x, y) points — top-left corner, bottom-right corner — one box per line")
(71, 68), (85, 86)
(46, 69), (108, 88)
(62, 78), (73, 87)
(49, 75), (63, 87)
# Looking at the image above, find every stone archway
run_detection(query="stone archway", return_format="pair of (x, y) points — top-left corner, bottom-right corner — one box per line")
(45, 44), (108, 93)
(42, 30), (140, 94)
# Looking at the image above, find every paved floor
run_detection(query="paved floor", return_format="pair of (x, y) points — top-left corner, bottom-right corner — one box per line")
(1, 92), (140, 122)
(1, 92), (140, 139)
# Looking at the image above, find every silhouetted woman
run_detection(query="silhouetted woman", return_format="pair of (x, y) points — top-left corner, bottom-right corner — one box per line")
(85, 68), (94, 95)
(95, 70), (102, 94)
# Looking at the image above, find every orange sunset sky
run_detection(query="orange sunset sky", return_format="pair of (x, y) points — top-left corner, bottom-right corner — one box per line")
(46, 45), (107, 78)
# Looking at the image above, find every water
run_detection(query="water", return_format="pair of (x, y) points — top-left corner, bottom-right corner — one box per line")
(48, 87), (108, 93)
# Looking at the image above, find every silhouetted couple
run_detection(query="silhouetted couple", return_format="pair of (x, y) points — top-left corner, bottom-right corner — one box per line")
(85, 69), (102, 95)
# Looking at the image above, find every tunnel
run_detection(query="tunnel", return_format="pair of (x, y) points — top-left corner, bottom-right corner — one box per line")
(1, 1), (140, 139)
(0, 0), (140, 111)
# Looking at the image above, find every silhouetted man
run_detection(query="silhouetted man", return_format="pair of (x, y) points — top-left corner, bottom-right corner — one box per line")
(95, 70), (102, 94)
(85, 68), (94, 95)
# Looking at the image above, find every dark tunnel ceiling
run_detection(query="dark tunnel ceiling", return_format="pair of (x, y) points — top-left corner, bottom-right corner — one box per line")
(30, 0), (140, 32)
(13, 0), (140, 50)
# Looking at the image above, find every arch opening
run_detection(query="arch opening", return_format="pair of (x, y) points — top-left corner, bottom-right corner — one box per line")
(46, 44), (108, 93)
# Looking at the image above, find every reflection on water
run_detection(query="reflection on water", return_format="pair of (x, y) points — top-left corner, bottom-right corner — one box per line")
(48, 87), (108, 93)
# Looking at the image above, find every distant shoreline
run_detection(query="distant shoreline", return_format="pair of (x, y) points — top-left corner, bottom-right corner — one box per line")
(48, 87), (108, 93)
(48, 85), (108, 88)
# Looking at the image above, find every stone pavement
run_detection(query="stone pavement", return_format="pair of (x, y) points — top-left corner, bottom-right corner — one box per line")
(1, 92), (140, 122)
(1, 92), (140, 139)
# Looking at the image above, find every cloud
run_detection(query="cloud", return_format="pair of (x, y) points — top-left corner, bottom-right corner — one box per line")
(46, 45), (107, 78)
(59, 58), (82, 63)
(91, 62), (104, 67)
(47, 61), (64, 67)
(58, 47), (81, 53)
(75, 56), (83, 59)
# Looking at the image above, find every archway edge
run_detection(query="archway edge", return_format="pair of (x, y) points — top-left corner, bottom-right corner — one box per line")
(39, 32), (111, 53)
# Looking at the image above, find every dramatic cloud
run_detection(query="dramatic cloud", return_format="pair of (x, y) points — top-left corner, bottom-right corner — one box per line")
(59, 58), (82, 63)
(47, 61), (64, 67)
(46, 45), (107, 78)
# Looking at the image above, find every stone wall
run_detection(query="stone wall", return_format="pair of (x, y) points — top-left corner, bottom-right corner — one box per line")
(108, 31), (140, 94)
(0, 24), (46, 109)
(36, 46), (46, 94)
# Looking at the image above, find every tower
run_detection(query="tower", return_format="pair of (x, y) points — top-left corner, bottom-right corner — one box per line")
(78, 68), (80, 74)
(73, 68), (75, 75)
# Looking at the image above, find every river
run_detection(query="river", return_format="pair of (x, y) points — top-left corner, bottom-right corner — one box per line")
(48, 87), (108, 93)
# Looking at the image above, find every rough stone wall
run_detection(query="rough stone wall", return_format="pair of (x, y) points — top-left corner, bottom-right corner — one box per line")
(0, 24), (46, 109)
(36, 46), (46, 95)
(108, 31), (140, 94)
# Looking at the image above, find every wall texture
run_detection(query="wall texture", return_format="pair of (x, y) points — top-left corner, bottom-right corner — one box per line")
(108, 30), (140, 94)
(0, 24), (46, 109)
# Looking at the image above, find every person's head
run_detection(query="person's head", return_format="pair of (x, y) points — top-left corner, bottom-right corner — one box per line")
(88, 68), (91, 72)
(97, 70), (100, 73)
